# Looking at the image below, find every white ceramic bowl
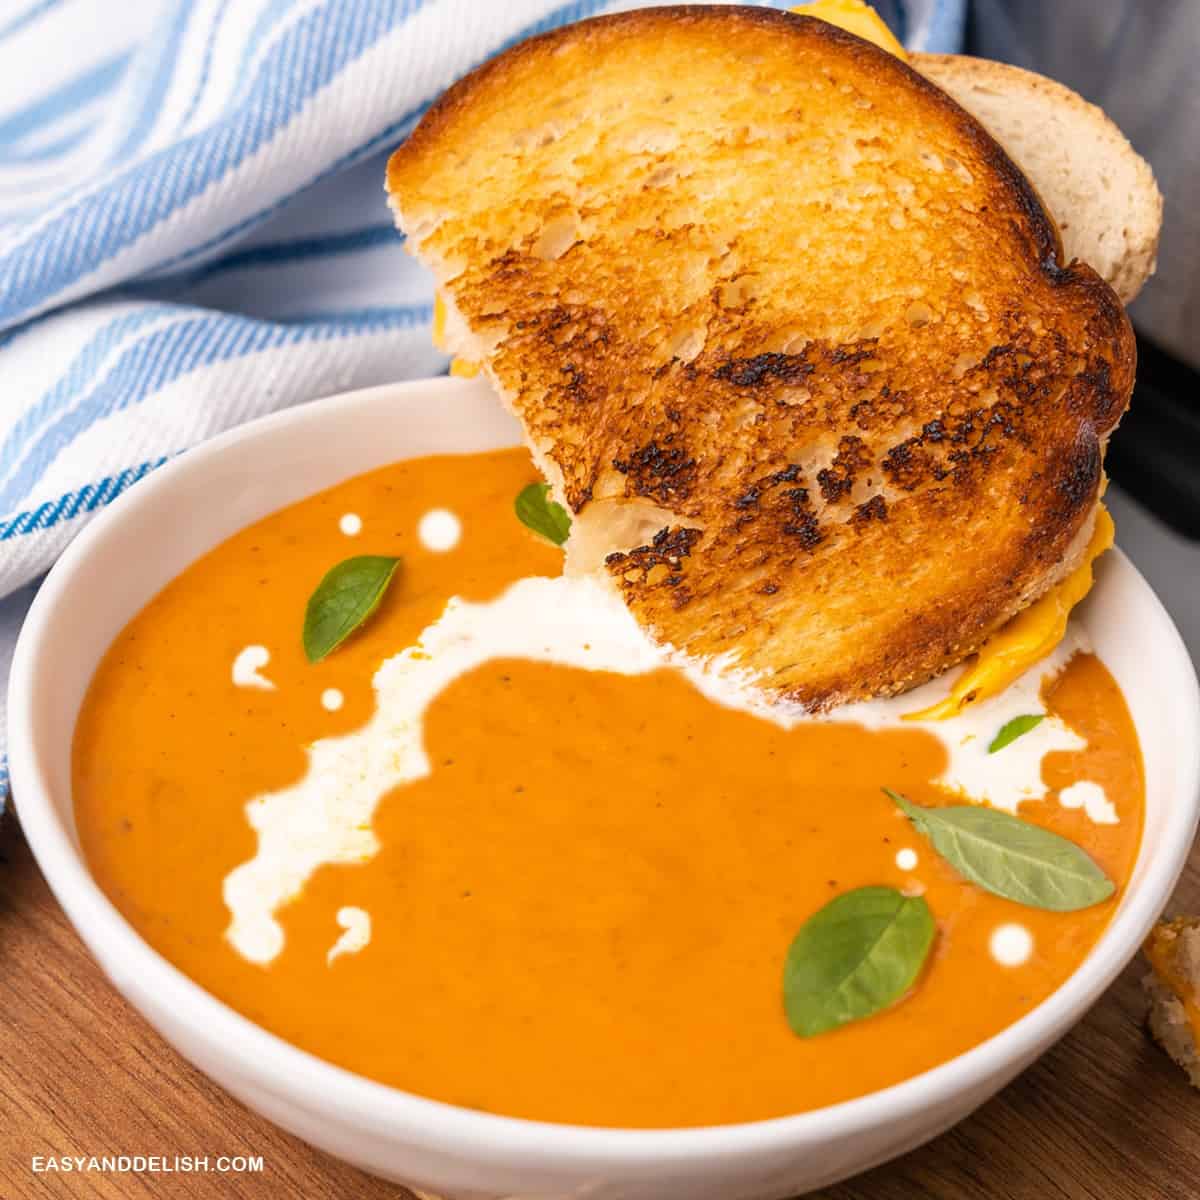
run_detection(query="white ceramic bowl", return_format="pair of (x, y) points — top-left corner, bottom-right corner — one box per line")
(10, 377), (1200, 1200)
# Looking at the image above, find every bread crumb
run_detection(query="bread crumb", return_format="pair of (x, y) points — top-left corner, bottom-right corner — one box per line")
(1143, 917), (1200, 1087)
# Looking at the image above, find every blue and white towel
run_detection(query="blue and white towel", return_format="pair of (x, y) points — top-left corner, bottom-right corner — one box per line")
(0, 0), (964, 795)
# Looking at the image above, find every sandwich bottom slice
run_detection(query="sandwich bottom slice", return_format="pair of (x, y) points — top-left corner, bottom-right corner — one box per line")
(1144, 918), (1200, 1087)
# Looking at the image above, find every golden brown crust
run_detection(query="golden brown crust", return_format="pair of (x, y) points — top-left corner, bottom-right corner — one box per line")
(387, 6), (1135, 708)
(913, 53), (1162, 304)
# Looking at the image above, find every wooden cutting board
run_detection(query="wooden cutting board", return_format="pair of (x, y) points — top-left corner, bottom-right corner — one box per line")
(2, 805), (1198, 1200)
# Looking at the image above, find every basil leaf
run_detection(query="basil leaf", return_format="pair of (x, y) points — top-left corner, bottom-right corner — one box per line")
(783, 886), (935, 1038)
(885, 788), (1115, 912)
(303, 555), (401, 663)
(515, 482), (570, 546)
(988, 713), (1046, 753)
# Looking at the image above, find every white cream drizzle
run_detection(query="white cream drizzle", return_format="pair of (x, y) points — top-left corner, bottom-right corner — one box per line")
(326, 906), (371, 965)
(989, 923), (1034, 967)
(1058, 780), (1118, 825)
(231, 645), (275, 691)
(223, 576), (659, 964)
(418, 508), (462, 552)
(885, 633), (1089, 813)
(223, 574), (1096, 965)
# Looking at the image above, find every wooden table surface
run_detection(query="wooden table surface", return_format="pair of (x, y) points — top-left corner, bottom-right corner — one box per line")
(3, 804), (1198, 1200)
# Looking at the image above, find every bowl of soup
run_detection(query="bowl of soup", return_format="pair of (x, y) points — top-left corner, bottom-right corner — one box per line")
(10, 376), (1200, 1199)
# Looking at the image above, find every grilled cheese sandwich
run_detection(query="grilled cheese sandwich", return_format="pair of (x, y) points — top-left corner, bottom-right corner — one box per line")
(389, 5), (1154, 709)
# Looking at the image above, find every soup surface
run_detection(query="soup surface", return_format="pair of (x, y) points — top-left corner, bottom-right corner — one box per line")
(73, 447), (1144, 1128)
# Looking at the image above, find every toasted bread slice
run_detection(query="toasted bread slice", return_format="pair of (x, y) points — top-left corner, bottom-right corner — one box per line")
(387, 6), (1134, 709)
(912, 54), (1162, 305)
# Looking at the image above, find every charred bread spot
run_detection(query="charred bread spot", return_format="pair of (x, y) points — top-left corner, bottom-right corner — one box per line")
(946, 410), (984, 447)
(713, 351), (814, 388)
(777, 486), (823, 549)
(612, 437), (697, 504)
(768, 464), (803, 485)
(734, 462), (806, 511)
(851, 494), (888, 525)
(849, 387), (911, 431)
(976, 343), (1014, 373)
(607, 526), (703, 602)
(1051, 434), (1102, 520)
(558, 362), (593, 405)
(881, 437), (934, 491)
(1047, 263), (1135, 433)
(606, 524), (702, 572)
(1065, 357), (1118, 427)
(946, 448), (974, 486)
(829, 342), (879, 367)
(817, 468), (851, 502)
(654, 524), (703, 557)
(817, 435), (872, 503)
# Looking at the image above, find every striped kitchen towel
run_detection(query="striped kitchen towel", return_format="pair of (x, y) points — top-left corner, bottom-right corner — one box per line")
(0, 0), (965, 797)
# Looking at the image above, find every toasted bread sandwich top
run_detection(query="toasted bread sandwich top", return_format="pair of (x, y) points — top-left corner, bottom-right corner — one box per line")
(387, 6), (1134, 709)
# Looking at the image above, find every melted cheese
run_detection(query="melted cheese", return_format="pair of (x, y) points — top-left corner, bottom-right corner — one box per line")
(791, 0), (908, 60)
(431, 292), (447, 348)
(908, 506), (1115, 721)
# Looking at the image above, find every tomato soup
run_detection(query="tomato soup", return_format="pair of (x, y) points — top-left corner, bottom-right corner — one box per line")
(72, 447), (1144, 1128)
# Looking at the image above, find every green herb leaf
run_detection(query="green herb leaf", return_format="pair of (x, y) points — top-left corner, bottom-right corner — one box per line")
(303, 555), (401, 663)
(515, 482), (571, 546)
(885, 788), (1115, 912)
(988, 713), (1046, 753)
(783, 886), (935, 1038)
